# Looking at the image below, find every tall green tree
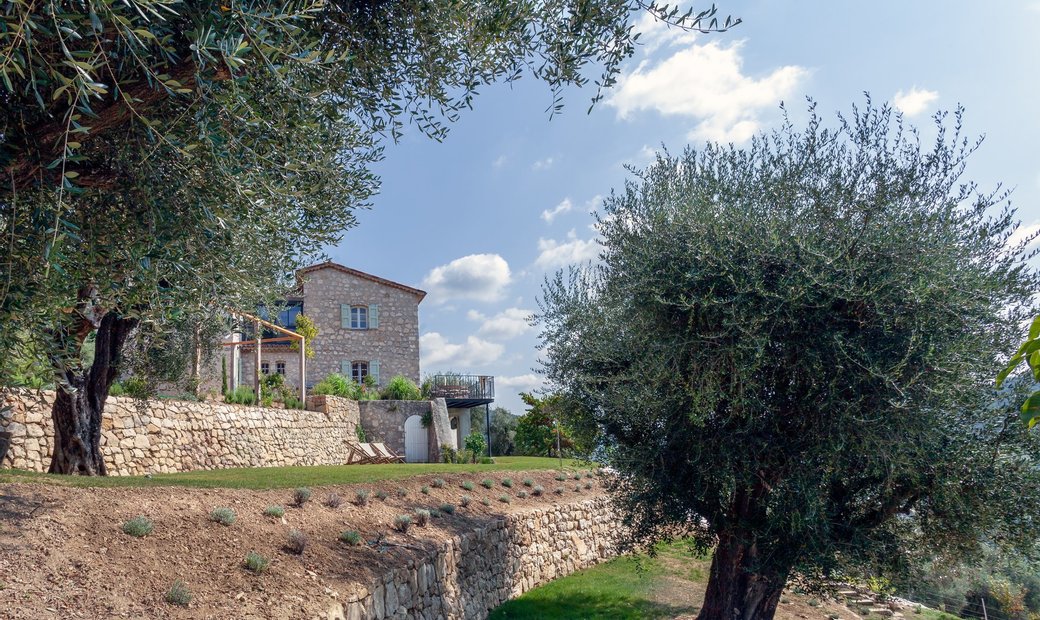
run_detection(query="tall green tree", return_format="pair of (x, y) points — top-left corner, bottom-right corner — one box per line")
(470, 406), (518, 456)
(0, 0), (737, 474)
(538, 102), (1040, 620)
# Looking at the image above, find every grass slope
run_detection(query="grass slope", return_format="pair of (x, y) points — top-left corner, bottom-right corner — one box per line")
(0, 456), (589, 489)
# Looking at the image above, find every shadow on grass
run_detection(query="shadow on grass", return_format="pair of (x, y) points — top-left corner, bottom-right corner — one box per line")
(490, 591), (698, 620)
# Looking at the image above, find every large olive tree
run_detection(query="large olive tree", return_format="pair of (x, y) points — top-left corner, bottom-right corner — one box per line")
(0, 0), (737, 473)
(538, 102), (1040, 619)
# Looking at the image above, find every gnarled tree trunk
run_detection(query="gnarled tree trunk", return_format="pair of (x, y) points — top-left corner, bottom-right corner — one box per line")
(697, 528), (790, 620)
(49, 302), (137, 475)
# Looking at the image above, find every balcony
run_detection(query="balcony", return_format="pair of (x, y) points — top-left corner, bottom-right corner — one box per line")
(429, 374), (495, 409)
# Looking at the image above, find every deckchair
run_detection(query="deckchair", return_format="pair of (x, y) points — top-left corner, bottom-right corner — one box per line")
(345, 441), (381, 464)
(372, 442), (405, 463)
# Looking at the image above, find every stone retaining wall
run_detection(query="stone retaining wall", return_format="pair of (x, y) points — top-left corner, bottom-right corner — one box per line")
(0, 389), (360, 476)
(329, 496), (624, 620)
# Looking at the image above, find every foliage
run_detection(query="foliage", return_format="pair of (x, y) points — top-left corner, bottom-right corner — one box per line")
(394, 514), (413, 533)
(517, 490), (528, 499)
(164, 580), (192, 606)
(209, 507), (235, 526)
(354, 489), (371, 506)
(998, 315), (1040, 428)
(312, 373), (377, 400)
(121, 516), (153, 538)
(515, 392), (576, 457)
(292, 487), (311, 506)
(381, 376), (422, 401)
(462, 481), (475, 491)
(339, 530), (362, 546)
(263, 505), (285, 518)
(432, 478), (445, 488)
(290, 314), (319, 359)
(481, 478), (494, 489)
(460, 495), (472, 507)
(481, 497), (491, 506)
(470, 406), (519, 456)
(421, 485), (430, 495)
(244, 552), (270, 574)
(224, 385), (256, 406)
(439, 503), (456, 515)
(533, 485), (545, 497)
(375, 489), (388, 501)
(479, 456), (495, 465)
(465, 432), (488, 463)
(498, 494), (511, 503)
(537, 101), (1040, 617)
(324, 492), (342, 509)
(421, 409), (433, 428)
(261, 373), (299, 407)
(414, 508), (431, 527)
(440, 444), (459, 464)
(501, 478), (514, 488)
(110, 376), (150, 400)
(286, 529), (307, 555)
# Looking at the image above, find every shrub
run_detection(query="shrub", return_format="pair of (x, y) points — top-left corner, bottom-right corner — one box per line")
(439, 503), (456, 515)
(164, 580), (192, 606)
(375, 490), (389, 501)
(355, 489), (370, 506)
(481, 497), (491, 506)
(462, 481), (475, 491)
(554, 487), (564, 495)
(312, 373), (362, 399)
(554, 473), (567, 481)
(263, 505), (285, 518)
(481, 478), (494, 489)
(122, 516), (153, 538)
(584, 481), (593, 489)
(421, 485), (430, 495)
(356, 423), (367, 443)
(394, 514), (413, 533)
(395, 487), (407, 498)
(501, 478), (513, 488)
(460, 495), (472, 507)
(573, 484), (581, 492)
(224, 385), (256, 406)
(286, 529), (307, 555)
(523, 478), (534, 487)
(325, 492), (342, 509)
(381, 375), (422, 400)
(414, 509), (431, 526)
(532, 485), (544, 496)
(517, 490), (528, 499)
(478, 456), (495, 464)
(464, 432), (487, 462)
(210, 507), (236, 526)
(440, 444), (459, 464)
(499, 494), (511, 503)
(244, 551), (270, 574)
(339, 530), (363, 546)
(573, 472), (582, 480)
(122, 376), (151, 399)
(432, 478), (445, 488)
(585, 471), (594, 479)
(430, 507), (441, 518)
(293, 487), (312, 506)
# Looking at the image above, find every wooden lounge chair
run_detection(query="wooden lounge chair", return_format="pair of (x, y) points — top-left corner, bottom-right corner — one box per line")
(345, 441), (381, 464)
(358, 442), (389, 464)
(372, 442), (405, 463)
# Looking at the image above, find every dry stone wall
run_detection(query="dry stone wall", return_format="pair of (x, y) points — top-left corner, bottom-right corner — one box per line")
(328, 496), (624, 620)
(0, 390), (359, 476)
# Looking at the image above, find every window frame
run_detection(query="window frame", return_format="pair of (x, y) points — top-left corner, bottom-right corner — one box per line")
(351, 361), (369, 384)
(275, 361), (286, 376)
(350, 305), (368, 330)
(260, 361), (270, 375)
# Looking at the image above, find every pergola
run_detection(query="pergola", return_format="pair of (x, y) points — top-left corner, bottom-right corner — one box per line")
(221, 311), (307, 403)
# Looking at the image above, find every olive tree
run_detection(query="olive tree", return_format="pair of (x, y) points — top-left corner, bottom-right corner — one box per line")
(538, 102), (1040, 619)
(0, 0), (737, 474)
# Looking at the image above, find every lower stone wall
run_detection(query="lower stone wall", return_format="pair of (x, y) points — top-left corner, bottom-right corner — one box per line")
(0, 389), (360, 476)
(330, 496), (623, 620)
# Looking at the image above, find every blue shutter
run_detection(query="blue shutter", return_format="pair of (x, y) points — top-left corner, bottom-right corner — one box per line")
(340, 360), (350, 376)
(370, 360), (380, 386)
(340, 304), (350, 329)
(368, 304), (379, 329)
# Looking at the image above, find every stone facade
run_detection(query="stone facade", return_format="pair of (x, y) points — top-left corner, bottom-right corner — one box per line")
(328, 496), (624, 620)
(357, 398), (464, 463)
(1, 389), (359, 475)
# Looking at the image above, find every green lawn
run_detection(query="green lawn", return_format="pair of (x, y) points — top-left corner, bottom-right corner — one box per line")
(491, 541), (707, 620)
(0, 456), (590, 489)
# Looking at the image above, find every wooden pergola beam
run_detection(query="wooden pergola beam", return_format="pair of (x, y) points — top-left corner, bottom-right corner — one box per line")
(222, 309), (308, 404)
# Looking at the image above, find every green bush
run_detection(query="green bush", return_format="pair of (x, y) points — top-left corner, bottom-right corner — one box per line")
(286, 529), (307, 555)
(375, 489), (388, 501)
(522, 478), (534, 487)
(396, 487), (407, 498)
(381, 375), (422, 400)
(165, 580), (192, 606)
(339, 530), (362, 546)
(481, 497), (491, 506)
(356, 423), (367, 442)
(517, 490), (528, 499)
(210, 507), (236, 526)
(460, 495), (472, 507)
(432, 478), (445, 488)
(464, 432), (487, 462)
(462, 481), (475, 491)
(293, 487), (312, 506)
(122, 516), (153, 537)
(479, 456), (495, 464)
(414, 509), (431, 526)
(439, 503), (456, 515)
(263, 505), (285, 518)
(324, 492), (342, 508)
(355, 489), (370, 506)
(498, 494), (510, 503)
(312, 373), (362, 399)
(244, 551), (270, 574)
(440, 444), (459, 463)
(224, 385), (256, 406)
(421, 485), (430, 495)
(532, 485), (544, 496)
(501, 478), (513, 488)
(481, 478), (494, 489)
(394, 514), (413, 533)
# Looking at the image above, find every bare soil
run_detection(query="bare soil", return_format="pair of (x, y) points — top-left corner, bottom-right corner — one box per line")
(0, 470), (586, 619)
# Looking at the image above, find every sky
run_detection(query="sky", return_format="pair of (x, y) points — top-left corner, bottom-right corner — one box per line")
(324, 1), (1040, 416)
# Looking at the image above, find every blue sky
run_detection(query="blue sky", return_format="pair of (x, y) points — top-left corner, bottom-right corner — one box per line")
(325, 1), (1040, 416)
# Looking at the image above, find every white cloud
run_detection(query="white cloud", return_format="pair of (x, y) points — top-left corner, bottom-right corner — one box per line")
(532, 156), (555, 171)
(607, 40), (808, 144)
(470, 307), (534, 340)
(1008, 221), (1040, 250)
(893, 87), (939, 117)
(535, 229), (600, 269)
(422, 254), (511, 304)
(632, 10), (698, 53)
(492, 154), (507, 169)
(541, 198), (573, 224)
(420, 332), (504, 368)
(496, 373), (544, 392)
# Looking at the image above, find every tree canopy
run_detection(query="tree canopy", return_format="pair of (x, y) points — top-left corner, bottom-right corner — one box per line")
(537, 101), (1040, 620)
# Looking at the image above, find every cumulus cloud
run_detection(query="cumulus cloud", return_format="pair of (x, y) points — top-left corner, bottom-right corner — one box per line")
(422, 254), (511, 304)
(535, 229), (600, 269)
(496, 373), (544, 392)
(420, 332), (504, 368)
(492, 154), (507, 169)
(1008, 221), (1040, 250)
(607, 40), (808, 144)
(541, 198), (573, 224)
(532, 156), (555, 171)
(893, 87), (939, 117)
(468, 307), (534, 340)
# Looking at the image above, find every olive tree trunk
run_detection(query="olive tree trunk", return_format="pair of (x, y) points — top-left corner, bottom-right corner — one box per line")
(49, 308), (137, 475)
(697, 528), (790, 620)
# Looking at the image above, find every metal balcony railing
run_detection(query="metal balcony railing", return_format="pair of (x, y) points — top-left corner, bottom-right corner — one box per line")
(428, 375), (495, 401)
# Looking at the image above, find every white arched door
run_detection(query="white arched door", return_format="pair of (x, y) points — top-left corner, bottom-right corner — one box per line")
(404, 415), (429, 463)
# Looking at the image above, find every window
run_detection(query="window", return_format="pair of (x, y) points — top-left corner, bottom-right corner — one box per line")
(276, 361), (286, 376)
(450, 417), (459, 430)
(350, 306), (368, 329)
(351, 361), (368, 384)
(260, 361), (270, 375)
